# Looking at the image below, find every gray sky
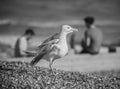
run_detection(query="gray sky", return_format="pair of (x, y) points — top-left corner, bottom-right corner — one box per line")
(0, 0), (120, 20)
(0, 0), (120, 28)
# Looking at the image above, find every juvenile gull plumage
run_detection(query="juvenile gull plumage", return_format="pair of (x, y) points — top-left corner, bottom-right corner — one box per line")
(30, 25), (78, 71)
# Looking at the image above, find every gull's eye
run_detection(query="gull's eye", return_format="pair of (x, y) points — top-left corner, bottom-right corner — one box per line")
(63, 25), (71, 31)
(67, 27), (69, 29)
(67, 26), (70, 30)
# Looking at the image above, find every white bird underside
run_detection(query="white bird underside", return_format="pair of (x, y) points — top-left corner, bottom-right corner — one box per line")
(30, 25), (78, 67)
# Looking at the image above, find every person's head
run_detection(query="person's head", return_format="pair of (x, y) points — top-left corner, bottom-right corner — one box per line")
(84, 16), (95, 28)
(24, 28), (35, 40)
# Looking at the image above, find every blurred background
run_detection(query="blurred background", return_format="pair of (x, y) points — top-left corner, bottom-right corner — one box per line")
(0, 0), (120, 58)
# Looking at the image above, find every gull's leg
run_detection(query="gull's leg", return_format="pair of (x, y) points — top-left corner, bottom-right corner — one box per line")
(49, 57), (54, 74)
(49, 60), (52, 70)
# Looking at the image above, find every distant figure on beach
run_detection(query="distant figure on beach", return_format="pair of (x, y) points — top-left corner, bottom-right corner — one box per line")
(81, 16), (103, 54)
(14, 29), (35, 57)
(70, 16), (103, 54)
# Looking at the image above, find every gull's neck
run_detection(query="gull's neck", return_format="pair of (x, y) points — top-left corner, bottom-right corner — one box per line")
(59, 30), (67, 43)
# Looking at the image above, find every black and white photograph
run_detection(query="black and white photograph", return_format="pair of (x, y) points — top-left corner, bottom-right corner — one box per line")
(0, 0), (120, 89)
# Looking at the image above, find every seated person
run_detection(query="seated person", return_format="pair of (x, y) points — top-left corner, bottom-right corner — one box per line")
(81, 16), (103, 54)
(14, 29), (35, 57)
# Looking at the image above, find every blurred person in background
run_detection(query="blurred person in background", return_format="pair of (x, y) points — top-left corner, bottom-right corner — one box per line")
(81, 16), (103, 54)
(70, 16), (103, 55)
(14, 28), (35, 57)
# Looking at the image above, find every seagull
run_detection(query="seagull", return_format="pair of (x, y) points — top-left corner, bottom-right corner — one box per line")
(30, 25), (78, 71)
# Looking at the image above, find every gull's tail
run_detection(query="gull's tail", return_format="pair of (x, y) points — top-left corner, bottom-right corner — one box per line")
(30, 53), (45, 66)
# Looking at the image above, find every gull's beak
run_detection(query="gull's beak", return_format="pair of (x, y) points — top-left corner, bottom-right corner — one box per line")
(72, 28), (78, 32)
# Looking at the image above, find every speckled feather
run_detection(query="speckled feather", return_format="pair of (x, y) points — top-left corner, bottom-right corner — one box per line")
(30, 34), (60, 66)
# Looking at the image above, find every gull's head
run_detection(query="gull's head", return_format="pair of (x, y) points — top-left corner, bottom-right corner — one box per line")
(62, 25), (78, 34)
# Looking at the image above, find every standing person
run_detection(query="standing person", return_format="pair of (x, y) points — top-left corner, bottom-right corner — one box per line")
(14, 28), (35, 57)
(81, 16), (103, 54)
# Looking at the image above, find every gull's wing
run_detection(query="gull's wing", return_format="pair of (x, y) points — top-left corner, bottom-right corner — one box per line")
(37, 33), (59, 51)
(30, 33), (59, 66)
(42, 33), (59, 44)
